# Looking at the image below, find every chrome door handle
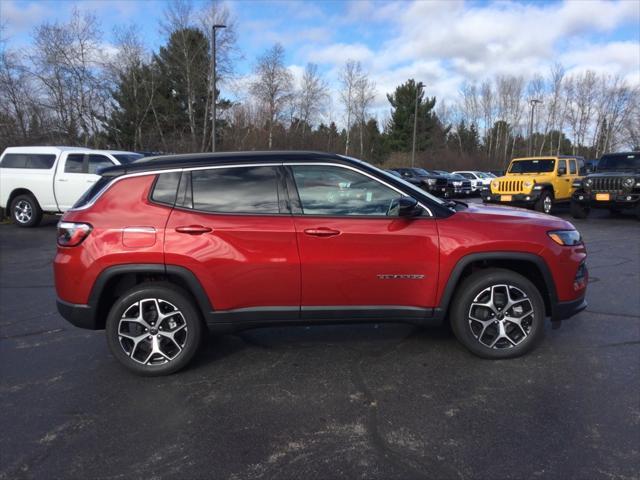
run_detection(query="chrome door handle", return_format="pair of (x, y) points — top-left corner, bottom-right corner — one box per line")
(175, 225), (212, 235)
(58, 178), (68, 182)
(304, 228), (340, 237)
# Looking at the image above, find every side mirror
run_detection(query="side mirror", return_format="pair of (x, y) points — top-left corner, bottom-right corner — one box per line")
(389, 196), (422, 217)
(557, 166), (566, 176)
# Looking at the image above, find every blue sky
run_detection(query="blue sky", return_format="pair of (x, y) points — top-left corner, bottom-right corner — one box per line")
(2, 0), (639, 118)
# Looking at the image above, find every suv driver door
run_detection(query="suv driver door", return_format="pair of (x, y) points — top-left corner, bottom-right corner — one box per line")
(286, 163), (439, 318)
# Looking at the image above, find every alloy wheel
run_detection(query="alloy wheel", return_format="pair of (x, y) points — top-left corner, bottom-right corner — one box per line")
(543, 196), (552, 213)
(14, 200), (33, 224)
(467, 284), (534, 349)
(117, 298), (188, 365)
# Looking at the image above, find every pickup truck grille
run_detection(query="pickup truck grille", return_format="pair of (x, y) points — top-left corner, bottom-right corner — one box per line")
(497, 180), (523, 192)
(591, 177), (623, 192)
(435, 178), (448, 187)
(461, 181), (472, 188)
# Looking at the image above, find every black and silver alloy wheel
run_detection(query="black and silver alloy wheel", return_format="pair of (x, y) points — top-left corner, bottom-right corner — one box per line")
(450, 268), (545, 359)
(118, 298), (188, 365)
(106, 283), (203, 375)
(468, 284), (533, 349)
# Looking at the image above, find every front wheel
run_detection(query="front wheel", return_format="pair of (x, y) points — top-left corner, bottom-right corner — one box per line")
(105, 282), (204, 376)
(534, 191), (553, 214)
(570, 200), (590, 219)
(450, 269), (545, 359)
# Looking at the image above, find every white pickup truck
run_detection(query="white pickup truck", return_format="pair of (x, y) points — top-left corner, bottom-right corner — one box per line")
(0, 146), (142, 227)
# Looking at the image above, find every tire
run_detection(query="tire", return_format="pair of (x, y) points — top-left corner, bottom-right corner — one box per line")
(570, 200), (590, 219)
(534, 191), (553, 214)
(105, 282), (204, 376)
(449, 268), (546, 359)
(10, 194), (42, 227)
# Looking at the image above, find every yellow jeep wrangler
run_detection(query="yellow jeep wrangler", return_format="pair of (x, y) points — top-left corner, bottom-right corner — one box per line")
(483, 156), (585, 214)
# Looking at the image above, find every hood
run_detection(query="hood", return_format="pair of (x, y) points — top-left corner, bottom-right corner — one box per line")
(457, 202), (575, 230)
(589, 171), (640, 178)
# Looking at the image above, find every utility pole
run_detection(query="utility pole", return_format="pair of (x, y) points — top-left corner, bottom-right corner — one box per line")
(411, 81), (423, 168)
(211, 24), (226, 152)
(528, 98), (542, 156)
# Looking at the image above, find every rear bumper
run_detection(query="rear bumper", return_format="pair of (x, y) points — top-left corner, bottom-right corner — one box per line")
(551, 295), (587, 322)
(56, 298), (100, 330)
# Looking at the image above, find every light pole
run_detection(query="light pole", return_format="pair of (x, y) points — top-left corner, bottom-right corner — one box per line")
(211, 24), (226, 153)
(411, 81), (423, 168)
(528, 98), (542, 156)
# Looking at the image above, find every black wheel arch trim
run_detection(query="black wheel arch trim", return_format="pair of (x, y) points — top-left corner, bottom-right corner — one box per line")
(87, 264), (213, 323)
(437, 252), (559, 319)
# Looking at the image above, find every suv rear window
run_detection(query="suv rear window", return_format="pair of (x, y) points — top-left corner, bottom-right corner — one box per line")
(72, 177), (113, 209)
(190, 166), (280, 214)
(1, 153), (56, 169)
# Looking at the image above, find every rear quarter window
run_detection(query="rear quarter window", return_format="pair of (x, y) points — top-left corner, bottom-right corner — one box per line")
(1, 153), (56, 169)
(151, 172), (181, 206)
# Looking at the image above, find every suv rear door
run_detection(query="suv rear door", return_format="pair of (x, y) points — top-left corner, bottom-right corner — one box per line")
(286, 163), (439, 318)
(163, 165), (300, 317)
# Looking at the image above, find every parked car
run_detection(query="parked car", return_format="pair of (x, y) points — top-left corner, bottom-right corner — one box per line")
(570, 151), (640, 219)
(0, 146), (143, 227)
(434, 171), (473, 197)
(390, 168), (452, 198)
(54, 151), (587, 375)
(483, 156), (585, 214)
(453, 170), (493, 194)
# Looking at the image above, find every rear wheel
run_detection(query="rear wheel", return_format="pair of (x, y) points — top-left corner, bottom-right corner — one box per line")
(534, 191), (553, 214)
(570, 200), (590, 219)
(450, 269), (545, 359)
(105, 282), (204, 376)
(11, 194), (42, 227)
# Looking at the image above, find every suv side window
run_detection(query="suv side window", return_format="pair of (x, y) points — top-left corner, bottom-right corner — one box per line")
(1, 153), (56, 169)
(88, 155), (114, 174)
(290, 165), (401, 216)
(65, 154), (86, 173)
(569, 159), (577, 175)
(190, 166), (280, 214)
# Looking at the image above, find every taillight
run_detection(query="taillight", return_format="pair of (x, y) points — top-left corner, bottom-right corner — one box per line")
(57, 222), (92, 247)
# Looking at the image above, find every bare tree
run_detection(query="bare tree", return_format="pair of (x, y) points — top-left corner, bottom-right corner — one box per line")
(250, 43), (293, 149)
(297, 63), (328, 139)
(339, 59), (362, 155)
(354, 73), (376, 156)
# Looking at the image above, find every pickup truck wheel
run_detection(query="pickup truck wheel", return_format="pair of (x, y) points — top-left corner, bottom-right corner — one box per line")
(570, 200), (589, 219)
(11, 194), (42, 227)
(105, 282), (203, 376)
(450, 269), (545, 359)
(534, 191), (553, 214)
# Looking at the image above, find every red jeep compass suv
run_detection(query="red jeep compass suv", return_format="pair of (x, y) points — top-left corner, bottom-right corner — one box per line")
(54, 152), (587, 375)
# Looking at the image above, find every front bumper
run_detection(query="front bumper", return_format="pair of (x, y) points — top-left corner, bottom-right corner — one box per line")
(572, 191), (640, 209)
(57, 298), (101, 330)
(482, 190), (541, 205)
(552, 295), (587, 322)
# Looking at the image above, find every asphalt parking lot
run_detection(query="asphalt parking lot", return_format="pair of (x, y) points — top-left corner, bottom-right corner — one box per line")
(1, 204), (639, 480)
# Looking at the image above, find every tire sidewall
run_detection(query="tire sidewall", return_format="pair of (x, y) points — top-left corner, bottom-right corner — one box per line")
(535, 191), (553, 214)
(11, 194), (42, 228)
(450, 270), (545, 359)
(105, 283), (203, 376)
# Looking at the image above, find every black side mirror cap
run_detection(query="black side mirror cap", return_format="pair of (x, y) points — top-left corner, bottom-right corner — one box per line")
(389, 196), (422, 217)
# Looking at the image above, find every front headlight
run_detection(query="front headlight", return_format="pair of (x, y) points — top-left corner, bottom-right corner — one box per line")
(548, 230), (582, 246)
(523, 180), (533, 189)
(491, 180), (499, 189)
(427, 178), (437, 186)
(623, 177), (635, 189)
(584, 178), (593, 188)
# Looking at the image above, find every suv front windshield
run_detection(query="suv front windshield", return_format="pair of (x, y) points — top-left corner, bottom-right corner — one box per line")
(597, 153), (640, 171)
(509, 159), (555, 174)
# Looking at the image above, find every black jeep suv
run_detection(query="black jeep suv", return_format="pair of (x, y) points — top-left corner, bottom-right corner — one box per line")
(391, 168), (452, 198)
(571, 152), (640, 219)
